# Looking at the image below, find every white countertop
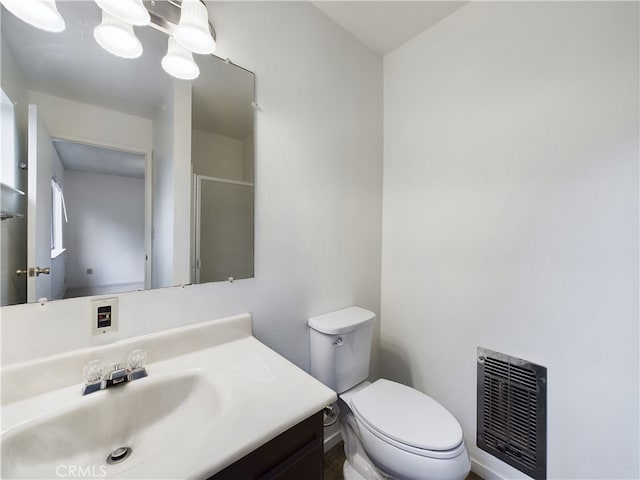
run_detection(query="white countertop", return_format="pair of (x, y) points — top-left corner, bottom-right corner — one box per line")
(1, 314), (337, 479)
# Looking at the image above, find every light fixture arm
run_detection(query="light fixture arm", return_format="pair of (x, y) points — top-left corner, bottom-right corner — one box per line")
(144, 0), (216, 45)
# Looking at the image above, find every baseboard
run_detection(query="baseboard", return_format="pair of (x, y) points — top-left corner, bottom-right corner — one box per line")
(471, 457), (505, 480)
(323, 426), (342, 452)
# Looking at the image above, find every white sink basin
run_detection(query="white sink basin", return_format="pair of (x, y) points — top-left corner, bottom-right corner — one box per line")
(2, 371), (224, 479)
(1, 314), (336, 479)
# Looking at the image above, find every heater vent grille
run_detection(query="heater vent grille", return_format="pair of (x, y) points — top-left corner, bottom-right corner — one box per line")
(477, 348), (547, 480)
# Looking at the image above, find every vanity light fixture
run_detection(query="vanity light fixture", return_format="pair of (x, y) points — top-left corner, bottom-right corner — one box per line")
(161, 36), (200, 81)
(93, 11), (143, 59)
(94, 0), (150, 27)
(0, 0), (65, 33)
(0, 0), (217, 81)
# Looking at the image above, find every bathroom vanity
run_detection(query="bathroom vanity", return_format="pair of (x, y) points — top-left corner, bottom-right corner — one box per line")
(210, 411), (323, 480)
(0, 314), (336, 479)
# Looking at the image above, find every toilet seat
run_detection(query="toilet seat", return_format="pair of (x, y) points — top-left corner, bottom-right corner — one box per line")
(349, 379), (464, 459)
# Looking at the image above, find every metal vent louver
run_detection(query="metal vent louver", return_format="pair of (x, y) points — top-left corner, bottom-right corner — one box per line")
(477, 347), (547, 480)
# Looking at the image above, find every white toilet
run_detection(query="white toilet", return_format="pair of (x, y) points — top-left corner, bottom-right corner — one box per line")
(309, 306), (471, 480)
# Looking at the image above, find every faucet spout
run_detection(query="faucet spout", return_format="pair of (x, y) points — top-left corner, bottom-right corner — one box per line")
(106, 363), (129, 388)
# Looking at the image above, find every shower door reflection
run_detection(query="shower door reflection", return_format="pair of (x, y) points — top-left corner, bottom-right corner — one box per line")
(193, 175), (254, 283)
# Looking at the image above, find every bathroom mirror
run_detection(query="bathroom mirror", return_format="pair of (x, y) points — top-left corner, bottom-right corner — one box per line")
(0, 2), (255, 306)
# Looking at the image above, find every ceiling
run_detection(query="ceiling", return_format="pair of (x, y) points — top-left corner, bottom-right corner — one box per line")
(311, 1), (469, 56)
(53, 140), (146, 178)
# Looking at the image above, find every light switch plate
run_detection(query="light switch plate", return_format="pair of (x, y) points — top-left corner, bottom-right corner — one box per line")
(91, 297), (118, 335)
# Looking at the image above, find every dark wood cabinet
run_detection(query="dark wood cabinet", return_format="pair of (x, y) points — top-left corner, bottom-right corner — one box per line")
(209, 410), (324, 480)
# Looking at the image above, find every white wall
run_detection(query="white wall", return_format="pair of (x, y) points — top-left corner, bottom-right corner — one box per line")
(27, 91), (152, 156)
(64, 170), (145, 289)
(151, 85), (175, 289)
(151, 80), (192, 289)
(1, 2), (383, 381)
(172, 81), (192, 285)
(382, 2), (638, 479)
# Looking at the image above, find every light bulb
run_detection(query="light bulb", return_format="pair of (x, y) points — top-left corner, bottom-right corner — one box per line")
(174, 0), (216, 55)
(95, 0), (149, 26)
(1, 0), (65, 32)
(94, 11), (142, 59)
(162, 37), (200, 80)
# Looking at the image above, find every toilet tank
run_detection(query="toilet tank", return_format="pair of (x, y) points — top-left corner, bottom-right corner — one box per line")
(308, 306), (375, 394)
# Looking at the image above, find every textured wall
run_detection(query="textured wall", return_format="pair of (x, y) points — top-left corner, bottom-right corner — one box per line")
(382, 2), (639, 478)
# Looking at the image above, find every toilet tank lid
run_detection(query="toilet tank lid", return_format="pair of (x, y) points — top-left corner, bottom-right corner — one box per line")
(308, 306), (375, 334)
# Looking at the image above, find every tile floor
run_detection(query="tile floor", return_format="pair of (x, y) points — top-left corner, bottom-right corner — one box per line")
(324, 442), (482, 480)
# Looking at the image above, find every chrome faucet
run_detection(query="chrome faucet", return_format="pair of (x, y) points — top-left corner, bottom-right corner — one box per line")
(82, 349), (148, 395)
(105, 363), (128, 388)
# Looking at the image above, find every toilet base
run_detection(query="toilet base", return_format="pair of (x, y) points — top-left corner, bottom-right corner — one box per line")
(340, 404), (387, 480)
(343, 456), (386, 480)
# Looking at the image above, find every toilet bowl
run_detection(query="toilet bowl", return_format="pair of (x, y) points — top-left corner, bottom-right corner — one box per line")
(340, 380), (470, 480)
(309, 307), (470, 480)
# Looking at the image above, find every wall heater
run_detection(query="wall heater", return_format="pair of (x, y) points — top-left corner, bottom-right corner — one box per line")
(477, 347), (547, 480)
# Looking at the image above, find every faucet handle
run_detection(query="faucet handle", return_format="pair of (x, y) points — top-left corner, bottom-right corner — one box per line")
(127, 349), (148, 382)
(82, 359), (105, 395)
(127, 349), (147, 370)
(83, 359), (104, 384)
